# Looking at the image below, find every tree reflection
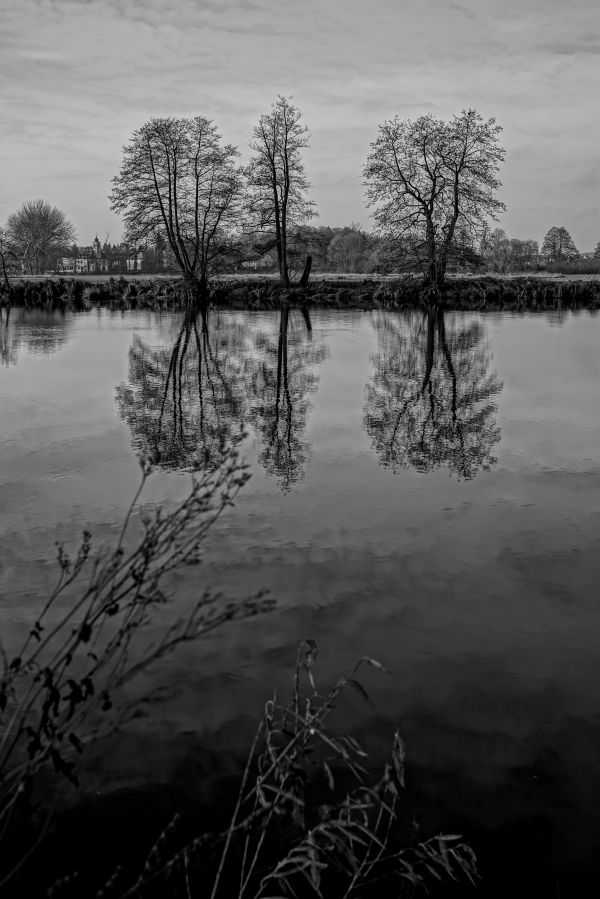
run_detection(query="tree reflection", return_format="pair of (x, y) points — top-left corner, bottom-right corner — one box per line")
(364, 308), (502, 479)
(245, 306), (327, 492)
(116, 308), (248, 470)
(117, 306), (326, 487)
(0, 308), (72, 367)
(0, 308), (16, 366)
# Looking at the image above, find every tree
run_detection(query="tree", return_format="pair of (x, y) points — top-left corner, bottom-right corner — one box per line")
(480, 229), (539, 273)
(5, 200), (76, 275)
(364, 109), (506, 296)
(247, 96), (316, 287)
(110, 117), (244, 303)
(480, 227), (509, 272)
(594, 240), (600, 259)
(326, 225), (372, 273)
(364, 309), (502, 479)
(541, 226), (578, 262)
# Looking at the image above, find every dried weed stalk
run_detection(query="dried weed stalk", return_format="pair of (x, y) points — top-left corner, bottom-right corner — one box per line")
(0, 449), (274, 890)
(103, 641), (477, 898)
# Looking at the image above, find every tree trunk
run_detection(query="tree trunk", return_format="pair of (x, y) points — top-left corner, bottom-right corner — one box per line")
(422, 255), (446, 307)
(298, 254), (312, 287)
(280, 223), (290, 288)
(185, 274), (208, 309)
(274, 217), (285, 285)
(0, 253), (11, 291)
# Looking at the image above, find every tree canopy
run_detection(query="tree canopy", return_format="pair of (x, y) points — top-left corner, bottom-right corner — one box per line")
(541, 226), (578, 262)
(110, 117), (244, 300)
(480, 228), (538, 273)
(247, 96), (316, 286)
(5, 200), (76, 275)
(364, 109), (505, 292)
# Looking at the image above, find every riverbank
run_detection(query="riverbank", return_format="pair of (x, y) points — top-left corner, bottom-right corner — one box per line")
(2, 274), (600, 312)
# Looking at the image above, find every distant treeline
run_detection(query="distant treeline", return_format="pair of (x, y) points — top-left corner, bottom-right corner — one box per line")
(41, 226), (600, 278)
(3, 275), (600, 313)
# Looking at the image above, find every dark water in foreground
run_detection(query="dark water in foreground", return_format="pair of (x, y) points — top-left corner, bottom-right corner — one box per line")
(1, 307), (600, 895)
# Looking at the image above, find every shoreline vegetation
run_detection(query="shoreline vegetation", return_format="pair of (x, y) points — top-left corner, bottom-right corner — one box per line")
(2, 273), (600, 313)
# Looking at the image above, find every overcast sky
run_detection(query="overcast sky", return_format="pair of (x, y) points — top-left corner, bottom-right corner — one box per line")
(1, 0), (599, 249)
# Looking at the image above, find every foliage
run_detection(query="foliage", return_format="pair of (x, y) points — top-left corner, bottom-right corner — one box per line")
(0, 451), (274, 891)
(480, 228), (538, 273)
(247, 96), (317, 286)
(326, 224), (374, 274)
(540, 226), (578, 262)
(364, 109), (506, 290)
(5, 200), (76, 276)
(364, 308), (502, 479)
(110, 118), (244, 298)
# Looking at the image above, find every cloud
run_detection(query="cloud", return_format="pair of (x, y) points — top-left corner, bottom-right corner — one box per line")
(1, 0), (599, 247)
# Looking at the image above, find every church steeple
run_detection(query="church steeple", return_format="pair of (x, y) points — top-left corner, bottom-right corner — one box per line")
(93, 234), (101, 257)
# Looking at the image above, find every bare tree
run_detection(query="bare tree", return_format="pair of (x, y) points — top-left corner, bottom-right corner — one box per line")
(480, 229), (539, 273)
(364, 109), (505, 297)
(5, 200), (76, 275)
(480, 227), (509, 272)
(327, 225), (372, 273)
(247, 96), (316, 287)
(541, 226), (578, 263)
(110, 117), (244, 304)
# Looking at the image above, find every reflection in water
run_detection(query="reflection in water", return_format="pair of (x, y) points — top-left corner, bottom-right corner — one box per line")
(245, 307), (327, 492)
(116, 308), (248, 470)
(5, 307), (600, 891)
(116, 306), (326, 490)
(0, 308), (73, 366)
(364, 308), (503, 479)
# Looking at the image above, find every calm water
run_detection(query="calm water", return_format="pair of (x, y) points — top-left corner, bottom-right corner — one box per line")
(1, 306), (600, 893)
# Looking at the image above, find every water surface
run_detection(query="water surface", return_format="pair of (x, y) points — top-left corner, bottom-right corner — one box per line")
(1, 306), (600, 894)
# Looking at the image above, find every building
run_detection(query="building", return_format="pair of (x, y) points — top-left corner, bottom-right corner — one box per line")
(55, 236), (161, 275)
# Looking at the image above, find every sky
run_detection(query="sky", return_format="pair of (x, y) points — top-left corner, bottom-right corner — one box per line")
(1, 0), (599, 250)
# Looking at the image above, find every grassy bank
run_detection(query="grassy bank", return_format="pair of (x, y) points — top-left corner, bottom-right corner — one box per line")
(2, 274), (600, 312)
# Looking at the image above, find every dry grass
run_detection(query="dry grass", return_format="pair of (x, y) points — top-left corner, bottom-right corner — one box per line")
(81, 642), (478, 899)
